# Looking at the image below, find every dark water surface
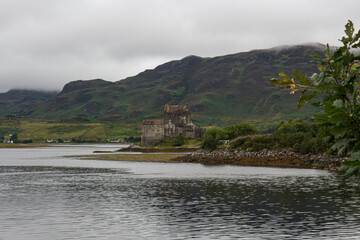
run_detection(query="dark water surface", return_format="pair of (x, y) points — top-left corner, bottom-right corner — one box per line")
(0, 145), (359, 239)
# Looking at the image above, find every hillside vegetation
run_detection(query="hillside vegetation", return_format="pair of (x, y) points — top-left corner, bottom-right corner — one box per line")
(0, 116), (140, 143)
(24, 44), (325, 130)
(0, 89), (58, 115)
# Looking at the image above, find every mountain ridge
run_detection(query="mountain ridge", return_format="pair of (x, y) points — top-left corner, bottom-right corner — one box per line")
(2, 44), (326, 129)
(0, 89), (58, 116)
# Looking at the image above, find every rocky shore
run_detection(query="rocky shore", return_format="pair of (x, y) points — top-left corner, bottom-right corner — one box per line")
(173, 149), (347, 171)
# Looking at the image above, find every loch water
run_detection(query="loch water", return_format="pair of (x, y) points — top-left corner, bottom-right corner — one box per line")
(0, 145), (359, 239)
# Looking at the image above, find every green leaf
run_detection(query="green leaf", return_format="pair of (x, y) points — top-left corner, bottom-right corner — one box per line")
(340, 163), (360, 176)
(349, 151), (360, 161)
(345, 20), (354, 39)
(318, 62), (326, 72)
(333, 61), (343, 78)
(312, 113), (329, 125)
(353, 29), (360, 43)
(342, 52), (354, 66)
(353, 42), (360, 48)
(333, 99), (344, 108)
(318, 72), (326, 82)
(342, 36), (350, 45)
(344, 71), (357, 84)
(325, 44), (332, 58)
(311, 102), (321, 108)
(297, 91), (318, 110)
(316, 81), (338, 93)
(331, 138), (352, 155)
(329, 111), (350, 125)
(278, 72), (291, 81)
(293, 71), (311, 86)
(353, 88), (358, 108)
(310, 73), (322, 87)
(330, 125), (349, 138)
(269, 78), (291, 87)
(351, 63), (360, 71)
(341, 21), (354, 45)
(311, 54), (324, 60)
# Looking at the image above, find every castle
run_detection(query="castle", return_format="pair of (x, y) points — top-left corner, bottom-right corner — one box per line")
(141, 104), (206, 147)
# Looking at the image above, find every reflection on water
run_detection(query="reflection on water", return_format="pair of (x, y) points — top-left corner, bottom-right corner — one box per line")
(0, 146), (360, 239)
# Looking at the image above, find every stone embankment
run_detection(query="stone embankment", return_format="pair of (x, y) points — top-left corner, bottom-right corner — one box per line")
(174, 149), (347, 171)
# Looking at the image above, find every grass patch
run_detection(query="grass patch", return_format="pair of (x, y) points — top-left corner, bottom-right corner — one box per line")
(155, 137), (202, 148)
(103, 122), (140, 139)
(0, 127), (22, 136)
(0, 117), (141, 143)
(47, 125), (88, 133)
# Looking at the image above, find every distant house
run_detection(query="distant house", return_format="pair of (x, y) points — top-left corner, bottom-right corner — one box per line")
(63, 139), (70, 143)
(46, 139), (54, 143)
(3, 134), (14, 144)
(109, 139), (121, 143)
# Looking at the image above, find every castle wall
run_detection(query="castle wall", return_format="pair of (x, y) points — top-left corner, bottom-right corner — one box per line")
(164, 112), (191, 126)
(163, 104), (191, 127)
(141, 120), (164, 147)
(164, 123), (177, 138)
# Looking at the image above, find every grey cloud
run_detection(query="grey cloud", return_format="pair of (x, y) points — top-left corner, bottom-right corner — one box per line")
(1, 0), (360, 92)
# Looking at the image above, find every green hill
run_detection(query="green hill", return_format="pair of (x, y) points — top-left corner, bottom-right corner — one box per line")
(0, 89), (58, 116)
(25, 44), (326, 130)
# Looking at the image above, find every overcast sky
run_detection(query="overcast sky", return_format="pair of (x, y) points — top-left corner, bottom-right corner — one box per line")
(1, 0), (360, 92)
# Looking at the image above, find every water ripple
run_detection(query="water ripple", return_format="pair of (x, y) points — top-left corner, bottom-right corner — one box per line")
(0, 164), (359, 239)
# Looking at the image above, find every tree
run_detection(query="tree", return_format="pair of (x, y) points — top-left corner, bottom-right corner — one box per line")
(270, 20), (360, 175)
(223, 123), (258, 139)
(201, 127), (227, 151)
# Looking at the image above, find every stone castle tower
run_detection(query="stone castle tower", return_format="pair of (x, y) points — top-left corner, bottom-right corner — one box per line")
(141, 104), (206, 147)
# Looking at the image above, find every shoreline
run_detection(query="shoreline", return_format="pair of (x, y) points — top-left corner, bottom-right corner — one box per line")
(0, 143), (129, 149)
(0, 144), (63, 148)
(75, 148), (347, 171)
(115, 146), (199, 153)
(174, 149), (346, 171)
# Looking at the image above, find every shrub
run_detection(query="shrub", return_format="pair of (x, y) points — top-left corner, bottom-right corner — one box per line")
(223, 123), (258, 139)
(229, 119), (330, 154)
(275, 118), (317, 136)
(201, 127), (227, 151)
(229, 137), (252, 149)
(271, 118), (329, 154)
(242, 135), (277, 151)
(173, 134), (186, 146)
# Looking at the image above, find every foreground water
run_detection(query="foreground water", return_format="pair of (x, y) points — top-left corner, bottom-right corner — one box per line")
(0, 145), (359, 239)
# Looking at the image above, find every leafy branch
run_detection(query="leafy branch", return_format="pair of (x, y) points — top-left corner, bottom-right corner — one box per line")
(269, 20), (360, 175)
